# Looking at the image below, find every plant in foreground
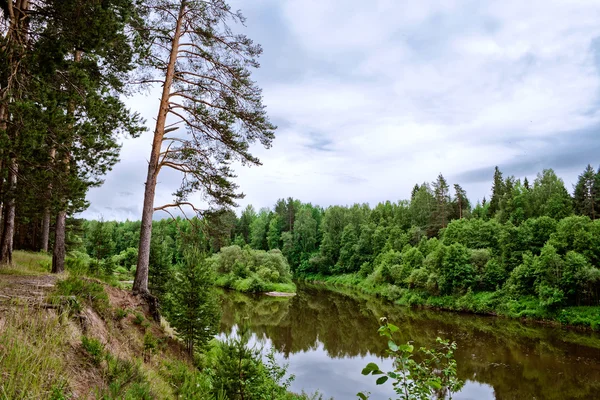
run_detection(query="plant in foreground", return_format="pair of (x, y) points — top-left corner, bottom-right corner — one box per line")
(358, 318), (463, 400)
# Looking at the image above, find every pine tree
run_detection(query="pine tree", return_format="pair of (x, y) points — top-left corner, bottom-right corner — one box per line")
(432, 174), (451, 231)
(574, 164), (598, 219)
(133, 0), (275, 294)
(488, 166), (504, 216)
(453, 184), (469, 219)
(168, 249), (220, 355)
(0, 0), (145, 268)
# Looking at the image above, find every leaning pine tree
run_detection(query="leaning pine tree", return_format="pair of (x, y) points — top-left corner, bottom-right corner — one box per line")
(132, 0), (275, 294)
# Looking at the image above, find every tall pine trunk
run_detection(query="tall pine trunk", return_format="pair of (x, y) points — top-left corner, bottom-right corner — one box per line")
(41, 210), (51, 252)
(0, 158), (17, 264)
(51, 210), (66, 273)
(133, 2), (185, 294)
(41, 145), (56, 252)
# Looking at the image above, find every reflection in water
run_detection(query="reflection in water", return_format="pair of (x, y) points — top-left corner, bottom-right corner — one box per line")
(219, 284), (600, 399)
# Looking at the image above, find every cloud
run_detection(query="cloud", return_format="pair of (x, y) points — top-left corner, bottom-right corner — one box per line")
(81, 0), (600, 220)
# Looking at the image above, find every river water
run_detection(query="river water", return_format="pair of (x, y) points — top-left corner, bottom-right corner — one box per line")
(218, 284), (600, 399)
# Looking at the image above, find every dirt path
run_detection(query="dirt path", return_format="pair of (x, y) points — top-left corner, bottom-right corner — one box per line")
(0, 274), (59, 311)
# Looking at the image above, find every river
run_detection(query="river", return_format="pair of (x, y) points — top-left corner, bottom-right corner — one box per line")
(218, 284), (600, 399)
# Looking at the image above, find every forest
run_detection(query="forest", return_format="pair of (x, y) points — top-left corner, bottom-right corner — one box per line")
(70, 164), (600, 329)
(2, 0), (600, 398)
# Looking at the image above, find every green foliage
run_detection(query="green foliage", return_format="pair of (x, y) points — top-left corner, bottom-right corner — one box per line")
(82, 336), (105, 366)
(358, 319), (463, 400)
(438, 244), (475, 295)
(210, 245), (295, 293)
(53, 276), (110, 317)
(167, 249), (221, 355)
(99, 354), (153, 399)
(133, 312), (145, 326)
(211, 324), (296, 400)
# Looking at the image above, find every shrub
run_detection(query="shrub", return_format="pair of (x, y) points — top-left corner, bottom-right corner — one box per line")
(406, 268), (429, 289)
(81, 336), (104, 366)
(359, 319), (463, 400)
(211, 324), (295, 400)
(65, 252), (90, 276)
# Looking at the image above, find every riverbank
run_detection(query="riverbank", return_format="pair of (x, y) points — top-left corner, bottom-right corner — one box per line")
(297, 273), (600, 331)
(214, 275), (296, 294)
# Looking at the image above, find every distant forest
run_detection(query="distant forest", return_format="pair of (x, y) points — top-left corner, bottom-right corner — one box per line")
(27, 164), (596, 311)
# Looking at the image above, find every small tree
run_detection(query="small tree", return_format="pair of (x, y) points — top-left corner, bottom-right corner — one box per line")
(168, 248), (220, 355)
(359, 318), (463, 400)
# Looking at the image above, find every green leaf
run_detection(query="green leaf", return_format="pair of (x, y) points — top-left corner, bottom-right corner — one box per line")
(357, 392), (369, 400)
(428, 380), (442, 389)
(361, 362), (380, 375)
(387, 323), (399, 332)
(376, 376), (389, 385)
(388, 340), (399, 352)
(399, 344), (414, 353)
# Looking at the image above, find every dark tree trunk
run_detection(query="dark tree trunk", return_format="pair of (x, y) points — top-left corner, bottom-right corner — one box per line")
(41, 145), (56, 252)
(0, 158), (18, 264)
(41, 209), (51, 252)
(133, 2), (185, 294)
(52, 210), (66, 273)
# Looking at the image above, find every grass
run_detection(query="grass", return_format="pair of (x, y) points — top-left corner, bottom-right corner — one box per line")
(0, 307), (71, 398)
(52, 276), (111, 318)
(0, 250), (52, 275)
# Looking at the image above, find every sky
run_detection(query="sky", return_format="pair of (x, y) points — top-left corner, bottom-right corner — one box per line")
(82, 0), (600, 221)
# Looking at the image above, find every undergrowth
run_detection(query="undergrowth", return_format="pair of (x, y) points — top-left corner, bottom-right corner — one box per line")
(300, 273), (600, 330)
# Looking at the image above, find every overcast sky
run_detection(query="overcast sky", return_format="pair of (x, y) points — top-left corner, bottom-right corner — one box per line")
(81, 0), (600, 221)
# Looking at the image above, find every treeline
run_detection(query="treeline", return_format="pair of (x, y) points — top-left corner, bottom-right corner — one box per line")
(81, 165), (600, 313)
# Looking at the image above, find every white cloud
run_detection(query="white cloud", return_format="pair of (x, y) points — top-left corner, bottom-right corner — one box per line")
(82, 0), (600, 220)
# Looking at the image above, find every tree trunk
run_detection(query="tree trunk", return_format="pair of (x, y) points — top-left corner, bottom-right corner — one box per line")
(133, 2), (185, 294)
(41, 209), (51, 252)
(52, 210), (66, 273)
(41, 145), (56, 252)
(0, 158), (18, 265)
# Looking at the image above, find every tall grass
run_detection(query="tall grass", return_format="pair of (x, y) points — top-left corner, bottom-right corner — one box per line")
(0, 250), (52, 275)
(0, 308), (70, 398)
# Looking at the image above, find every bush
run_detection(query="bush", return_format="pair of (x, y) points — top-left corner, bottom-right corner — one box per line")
(65, 252), (90, 276)
(210, 246), (295, 293)
(211, 325), (295, 400)
(406, 268), (429, 289)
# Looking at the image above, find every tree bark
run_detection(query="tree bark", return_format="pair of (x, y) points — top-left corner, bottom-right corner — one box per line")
(41, 145), (56, 252)
(0, 158), (18, 264)
(133, 1), (185, 294)
(41, 209), (51, 252)
(51, 210), (66, 273)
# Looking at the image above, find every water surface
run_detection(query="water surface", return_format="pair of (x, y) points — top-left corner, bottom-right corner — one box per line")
(219, 284), (600, 399)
